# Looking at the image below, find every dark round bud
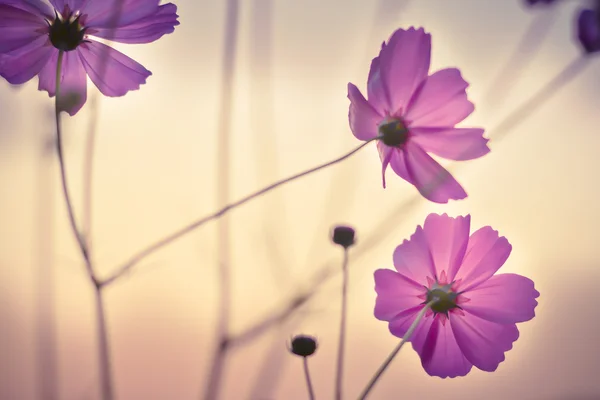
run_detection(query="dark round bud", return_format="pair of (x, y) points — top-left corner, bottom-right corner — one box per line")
(332, 225), (355, 248)
(289, 335), (317, 357)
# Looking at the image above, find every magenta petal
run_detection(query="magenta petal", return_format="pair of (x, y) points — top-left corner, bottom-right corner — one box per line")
(0, 36), (53, 84)
(422, 214), (470, 281)
(367, 41), (390, 113)
(0, 0), (53, 17)
(392, 225), (436, 287)
(402, 141), (467, 203)
(83, 0), (162, 28)
(0, 4), (47, 53)
(453, 226), (512, 292)
(413, 316), (473, 378)
(348, 82), (381, 141)
(461, 274), (539, 324)
(450, 312), (519, 372)
(48, 0), (85, 11)
(374, 269), (425, 321)
(405, 68), (475, 128)
(90, 3), (178, 44)
(38, 50), (88, 115)
(411, 127), (490, 161)
(377, 141), (394, 188)
(388, 306), (424, 338)
(77, 40), (151, 97)
(379, 27), (431, 115)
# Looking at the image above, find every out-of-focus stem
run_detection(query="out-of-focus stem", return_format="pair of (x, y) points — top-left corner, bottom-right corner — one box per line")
(202, 0), (239, 398)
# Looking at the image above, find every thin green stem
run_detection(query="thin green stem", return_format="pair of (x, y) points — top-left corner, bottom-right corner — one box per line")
(101, 137), (379, 287)
(54, 50), (113, 400)
(358, 300), (436, 400)
(303, 357), (316, 400)
(334, 248), (349, 400)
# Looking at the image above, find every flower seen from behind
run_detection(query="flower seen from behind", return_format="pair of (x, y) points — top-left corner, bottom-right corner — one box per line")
(348, 27), (489, 203)
(374, 213), (539, 378)
(0, 0), (180, 115)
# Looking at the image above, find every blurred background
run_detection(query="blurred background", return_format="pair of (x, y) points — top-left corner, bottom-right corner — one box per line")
(1, 0), (599, 399)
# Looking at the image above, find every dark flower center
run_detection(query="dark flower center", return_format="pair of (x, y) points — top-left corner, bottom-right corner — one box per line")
(378, 118), (409, 147)
(48, 7), (87, 51)
(425, 284), (459, 316)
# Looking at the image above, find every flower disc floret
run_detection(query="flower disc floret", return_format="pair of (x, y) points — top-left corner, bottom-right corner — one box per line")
(48, 8), (86, 51)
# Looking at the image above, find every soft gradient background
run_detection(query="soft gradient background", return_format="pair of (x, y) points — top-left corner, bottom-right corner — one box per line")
(1, 0), (599, 399)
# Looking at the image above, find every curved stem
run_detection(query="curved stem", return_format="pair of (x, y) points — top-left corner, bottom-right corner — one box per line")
(334, 248), (349, 400)
(54, 50), (113, 400)
(54, 51), (93, 281)
(358, 300), (435, 400)
(303, 357), (316, 400)
(102, 137), (378, 287)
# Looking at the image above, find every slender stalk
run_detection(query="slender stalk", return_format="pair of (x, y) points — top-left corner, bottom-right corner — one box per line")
(54, 51), (93, 280)
(334, 249), (349, 400)
(54, 50), (113, 400)
(358, 300), (435, 400)
(303, 357), (316, 400)
(102, 137), (378, 287)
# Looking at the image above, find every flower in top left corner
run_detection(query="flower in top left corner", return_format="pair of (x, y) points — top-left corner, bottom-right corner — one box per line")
(0, 0), (180, 115)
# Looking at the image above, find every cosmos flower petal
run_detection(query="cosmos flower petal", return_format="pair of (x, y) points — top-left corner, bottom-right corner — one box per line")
(402, 141), (467, 203)
(405, 68), (474, 128)
(366, 41), (390, 113)
(413, 316), (473, 378)
(577, 9), (600, 54)
(374, 269), (425, 321)
(410, 127), (490, 161)
(453, 226), (512, 292)
(389, 306), (426, 339)
(379, 27), (431, 114)
(0, 4), (47, 53)
(82, 0), (162, 28)
(77, 40), (151, 97)
(90, 3), (179, 44)
(451, 312), (520, 372)
(461, 274), (540, 324)
(377, 141), (394, 188)
(422, 213), (470, 281)
(38, 50), (87, 115)
(0, 0), (53, 18)
(48, 0), (85, 11)
(392, 225), (436, 286)
(0, 35), (53, 84)
(348, 82), (381, 141)
(388, 145), (410, 181)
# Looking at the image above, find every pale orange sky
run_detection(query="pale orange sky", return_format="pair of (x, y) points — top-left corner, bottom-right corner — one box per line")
(1, 0), (600, 399)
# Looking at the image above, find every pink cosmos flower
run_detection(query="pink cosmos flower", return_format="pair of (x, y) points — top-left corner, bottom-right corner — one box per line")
(0, 0), (179, 115)
(374, 213), (539, 378)
(348, 27), (489, 203)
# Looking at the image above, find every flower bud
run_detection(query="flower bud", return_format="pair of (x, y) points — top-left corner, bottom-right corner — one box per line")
(332, 225), (356, 249)
(289, 335), (318, 357)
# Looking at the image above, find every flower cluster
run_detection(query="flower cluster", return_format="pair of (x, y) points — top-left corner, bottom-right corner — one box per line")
(0, 1), (543, 399)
